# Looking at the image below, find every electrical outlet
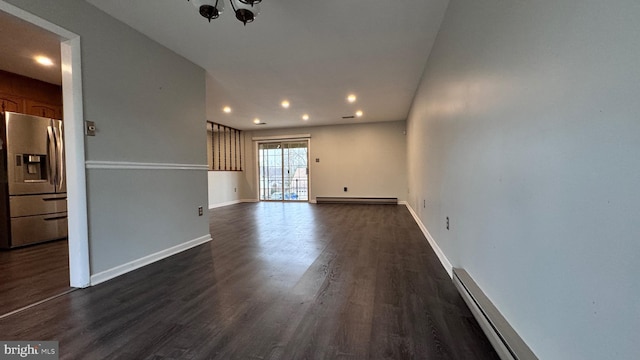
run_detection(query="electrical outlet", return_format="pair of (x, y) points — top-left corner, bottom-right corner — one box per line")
(344, 187), (348, 192)
(198, 206), (203, 216)
(234, 187), (237, 193)
(446, 216), (450, 230)
(316, 158), (320, 163)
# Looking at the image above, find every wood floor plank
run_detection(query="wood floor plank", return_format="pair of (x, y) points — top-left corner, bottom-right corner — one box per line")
(0, 203), (499, 359)
(0, 239), (71, 316)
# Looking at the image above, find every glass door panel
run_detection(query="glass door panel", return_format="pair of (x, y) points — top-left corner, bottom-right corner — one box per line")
(259, 143), (283, 201)
(283, 142), (308, 201)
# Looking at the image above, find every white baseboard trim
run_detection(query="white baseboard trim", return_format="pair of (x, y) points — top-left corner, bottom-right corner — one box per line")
(208, 199), (259, 208)
(209, 200), (242, 209)
(398, 200), (408, 205)
(404, 203), (453, 278)
(90, 234), (212, 286)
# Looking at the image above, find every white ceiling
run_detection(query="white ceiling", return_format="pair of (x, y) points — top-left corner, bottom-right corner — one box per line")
(0, 1), (449, 131)
(0, 10), (62, 85)
(87, 0), (448, 130)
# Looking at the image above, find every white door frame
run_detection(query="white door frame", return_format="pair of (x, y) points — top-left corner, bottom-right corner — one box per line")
(0, 2), (91, 287)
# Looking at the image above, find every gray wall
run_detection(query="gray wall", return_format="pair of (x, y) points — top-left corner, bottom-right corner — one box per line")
(8, 0), (210, 274)
(240, 121), (407, 203)
(407, 0), (640, 359)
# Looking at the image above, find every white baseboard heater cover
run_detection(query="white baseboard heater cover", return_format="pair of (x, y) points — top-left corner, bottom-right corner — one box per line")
(452, 268), (538, 360)
(315, 197), (397, 205)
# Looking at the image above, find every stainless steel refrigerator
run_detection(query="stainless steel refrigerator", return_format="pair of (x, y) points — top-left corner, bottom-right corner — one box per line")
(0, 111), (67, 248)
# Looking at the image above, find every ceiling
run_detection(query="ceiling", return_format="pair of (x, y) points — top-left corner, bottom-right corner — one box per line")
(86, 0), (448, 130)
(0, 10), (62, 85)
(0, 2), (447, 130)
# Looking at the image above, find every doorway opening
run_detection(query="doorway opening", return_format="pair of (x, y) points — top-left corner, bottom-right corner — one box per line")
(258, 140), (309, 201)
(0, 2), (89, 317)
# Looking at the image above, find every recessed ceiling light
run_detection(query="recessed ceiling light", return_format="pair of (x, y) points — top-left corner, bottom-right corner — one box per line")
(302, 114), (309, 121)
(223, 106), (232, 113)
(253, 118), (261, 124)
(347, 94), (357, 103)
(355, 110), (363, 117)
(35, 56), (54, 66)
(281, 100), (290, 109)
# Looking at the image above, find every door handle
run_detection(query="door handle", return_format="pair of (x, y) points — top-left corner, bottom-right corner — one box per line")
(42, 197), (67, 202)
(44, 215), (67, 221)
(54, 123), (65, 191)
(47, 125), (57, 186)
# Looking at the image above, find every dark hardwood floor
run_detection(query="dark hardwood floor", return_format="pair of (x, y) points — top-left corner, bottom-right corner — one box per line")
(0, 239), (71, 316)
(0, 203), (498, 359)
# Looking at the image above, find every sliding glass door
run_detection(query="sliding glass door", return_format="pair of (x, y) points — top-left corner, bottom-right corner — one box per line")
(258, 141), (309, 201)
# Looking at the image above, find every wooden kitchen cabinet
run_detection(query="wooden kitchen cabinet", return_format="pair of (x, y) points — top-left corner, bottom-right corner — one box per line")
(0, 94), (24, 113)
(24, 100), (62, 119)
(0, 70), (62, 120)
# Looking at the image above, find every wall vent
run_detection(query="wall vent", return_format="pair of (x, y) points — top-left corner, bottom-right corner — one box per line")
(452, 268), (538, 360)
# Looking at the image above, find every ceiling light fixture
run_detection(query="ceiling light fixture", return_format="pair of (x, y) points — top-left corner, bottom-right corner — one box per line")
(302, 114), (309, 121)
(281, 100), (290, 109)
(253, 118), (261, 124)
(347, 94), (357, 103)
(223, 106), (232, 113)
(35, 56), (54, 66)
(355, 110), (363, 117)
(187, 0), (261, 25)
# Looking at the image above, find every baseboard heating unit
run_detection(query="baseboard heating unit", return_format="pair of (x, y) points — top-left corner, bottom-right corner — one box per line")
(452, 268), (538, 360)
(315, 197), (397, 205)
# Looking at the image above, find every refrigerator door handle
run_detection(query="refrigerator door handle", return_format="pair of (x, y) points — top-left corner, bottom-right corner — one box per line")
(43, 215), (68, 221)
(47, 124), (57, 187)
(53, 122), (64, 191)
(42, 196), (67, 202)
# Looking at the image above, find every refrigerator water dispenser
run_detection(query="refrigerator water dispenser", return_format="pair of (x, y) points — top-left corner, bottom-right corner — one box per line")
(16, 153), (48, 183)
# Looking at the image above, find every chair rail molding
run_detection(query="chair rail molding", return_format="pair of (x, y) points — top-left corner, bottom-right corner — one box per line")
(85, 161), (208, 171)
